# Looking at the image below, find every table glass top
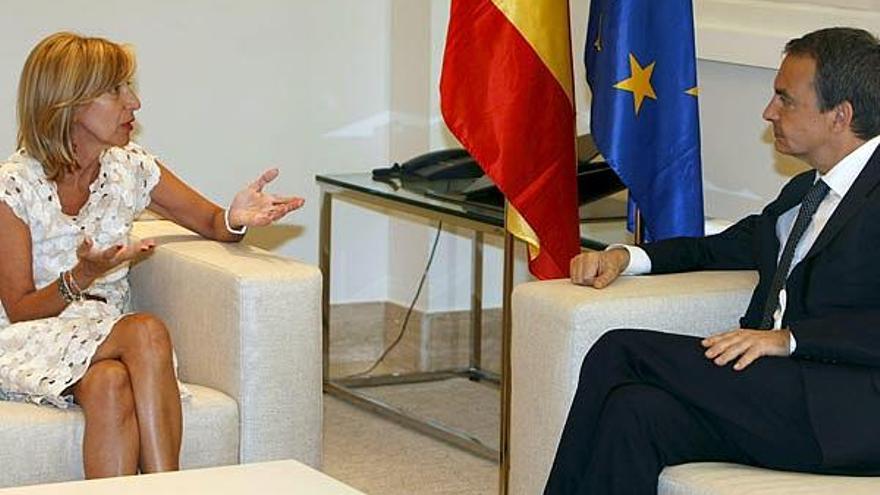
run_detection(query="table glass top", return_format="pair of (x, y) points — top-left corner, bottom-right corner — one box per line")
(316, 173), (630, 250)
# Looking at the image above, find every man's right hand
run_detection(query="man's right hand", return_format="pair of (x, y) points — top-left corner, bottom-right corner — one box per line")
(570, 248), (630, 289)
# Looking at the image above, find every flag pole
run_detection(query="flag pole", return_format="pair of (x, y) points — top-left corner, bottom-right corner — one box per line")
(633, 208), (644, 245)
(500, 201), (514, 495)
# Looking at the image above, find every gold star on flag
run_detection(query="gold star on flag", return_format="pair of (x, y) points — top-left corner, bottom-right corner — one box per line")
(685, 86), (699, 96)
(614, 53), (657, 114)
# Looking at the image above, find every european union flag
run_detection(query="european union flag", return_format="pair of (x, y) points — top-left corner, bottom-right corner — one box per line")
(586, 0), (704, 241)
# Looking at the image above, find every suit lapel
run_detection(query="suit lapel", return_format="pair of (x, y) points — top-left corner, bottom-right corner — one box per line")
(805, 147), (880, 259)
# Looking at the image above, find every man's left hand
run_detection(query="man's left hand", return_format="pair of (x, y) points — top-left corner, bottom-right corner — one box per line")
(701, 329), (791, 371)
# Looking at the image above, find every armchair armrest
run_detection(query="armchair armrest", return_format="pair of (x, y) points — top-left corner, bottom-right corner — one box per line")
(128, 220), (322, 467)
(510, 270), (757, 495)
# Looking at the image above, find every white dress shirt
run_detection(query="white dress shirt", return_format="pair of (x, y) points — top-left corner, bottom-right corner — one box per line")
(614, 134), (880, 353)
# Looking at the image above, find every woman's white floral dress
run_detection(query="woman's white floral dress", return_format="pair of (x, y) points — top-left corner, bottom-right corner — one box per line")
(0, 142), (162, 408)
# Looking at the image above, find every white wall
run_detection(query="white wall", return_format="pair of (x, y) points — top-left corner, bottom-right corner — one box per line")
(0, 0), (393, 304)
(694, 0), (880, 218)
(386, 0), (437, 310)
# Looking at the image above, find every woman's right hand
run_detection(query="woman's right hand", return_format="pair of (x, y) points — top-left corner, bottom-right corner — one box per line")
(76, 236), (156, 280)
(227, 168), (305, 228)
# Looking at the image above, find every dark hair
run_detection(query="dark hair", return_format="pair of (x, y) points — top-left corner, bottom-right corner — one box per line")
(785, 27), (880, 139)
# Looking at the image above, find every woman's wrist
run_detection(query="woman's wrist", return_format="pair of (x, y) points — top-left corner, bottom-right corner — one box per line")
(71, 263), (98, 288)
(224, 208), (247, 235)
(57, 271), (78, 303)
(58, 266), (106, 304)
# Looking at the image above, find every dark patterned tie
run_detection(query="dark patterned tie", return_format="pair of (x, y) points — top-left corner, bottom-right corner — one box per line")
(759, 179), (831, 329)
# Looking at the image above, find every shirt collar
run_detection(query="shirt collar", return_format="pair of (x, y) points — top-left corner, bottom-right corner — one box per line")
(819, 134), (880, 198)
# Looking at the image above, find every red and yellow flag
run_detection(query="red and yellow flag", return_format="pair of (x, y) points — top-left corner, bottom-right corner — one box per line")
(440, 0), (580, 280)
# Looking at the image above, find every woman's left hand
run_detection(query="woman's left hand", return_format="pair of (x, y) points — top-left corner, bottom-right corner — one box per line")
(227, 168), (305, 227)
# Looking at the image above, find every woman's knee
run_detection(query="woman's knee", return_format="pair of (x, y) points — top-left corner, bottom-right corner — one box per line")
(76, 360), (135, 415)
(116, 313), (173, 364)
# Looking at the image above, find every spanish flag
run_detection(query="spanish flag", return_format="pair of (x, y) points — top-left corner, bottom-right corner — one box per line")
(440, 0), (580, 280)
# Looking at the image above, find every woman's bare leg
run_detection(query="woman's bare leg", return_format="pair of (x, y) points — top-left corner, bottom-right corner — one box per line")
(72, 359), (139, 478)
(91, 313), (182, 473)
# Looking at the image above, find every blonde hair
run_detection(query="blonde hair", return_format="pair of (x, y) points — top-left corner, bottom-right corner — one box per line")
(16, 32), (135, 181)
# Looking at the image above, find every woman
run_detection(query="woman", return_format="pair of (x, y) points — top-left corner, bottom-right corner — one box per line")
(0, 32), (303, 478)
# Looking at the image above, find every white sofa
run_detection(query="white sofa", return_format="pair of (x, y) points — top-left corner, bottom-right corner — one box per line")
(511, 271), (880, 495)
(0, 220), (322, 488)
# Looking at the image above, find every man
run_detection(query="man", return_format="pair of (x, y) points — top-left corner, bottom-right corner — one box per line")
(544, 27), (880, 494)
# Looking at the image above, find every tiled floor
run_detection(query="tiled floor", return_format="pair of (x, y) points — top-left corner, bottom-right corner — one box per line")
(322, 376), (499, 495)
(324, 303), (503, 494)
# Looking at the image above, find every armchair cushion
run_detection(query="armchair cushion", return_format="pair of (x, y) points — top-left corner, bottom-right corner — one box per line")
(659, 462), (880, 495)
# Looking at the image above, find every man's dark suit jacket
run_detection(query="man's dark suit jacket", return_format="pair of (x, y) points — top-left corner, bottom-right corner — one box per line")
(641, 145), (880, 473)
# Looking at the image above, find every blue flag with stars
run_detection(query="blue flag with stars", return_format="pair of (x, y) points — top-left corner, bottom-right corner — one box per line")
(586, 0), (704, 241)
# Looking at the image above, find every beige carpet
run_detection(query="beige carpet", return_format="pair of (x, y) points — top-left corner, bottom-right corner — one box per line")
(322, 378), (499, 495)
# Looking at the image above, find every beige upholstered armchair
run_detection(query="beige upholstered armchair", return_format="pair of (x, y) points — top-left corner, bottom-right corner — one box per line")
(0, 220), (322, 488)
(511, 271), (880, 495)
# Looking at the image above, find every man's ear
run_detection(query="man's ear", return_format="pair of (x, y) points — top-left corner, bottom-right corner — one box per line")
(831, 100), (855, 133)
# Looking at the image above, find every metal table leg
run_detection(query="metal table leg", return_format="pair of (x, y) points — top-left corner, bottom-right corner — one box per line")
(320, 191), (332, 383)
(470, 231), (484, 375)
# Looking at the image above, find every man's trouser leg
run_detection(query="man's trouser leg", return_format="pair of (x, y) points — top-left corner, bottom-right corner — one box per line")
(543, 329), (823, 495)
